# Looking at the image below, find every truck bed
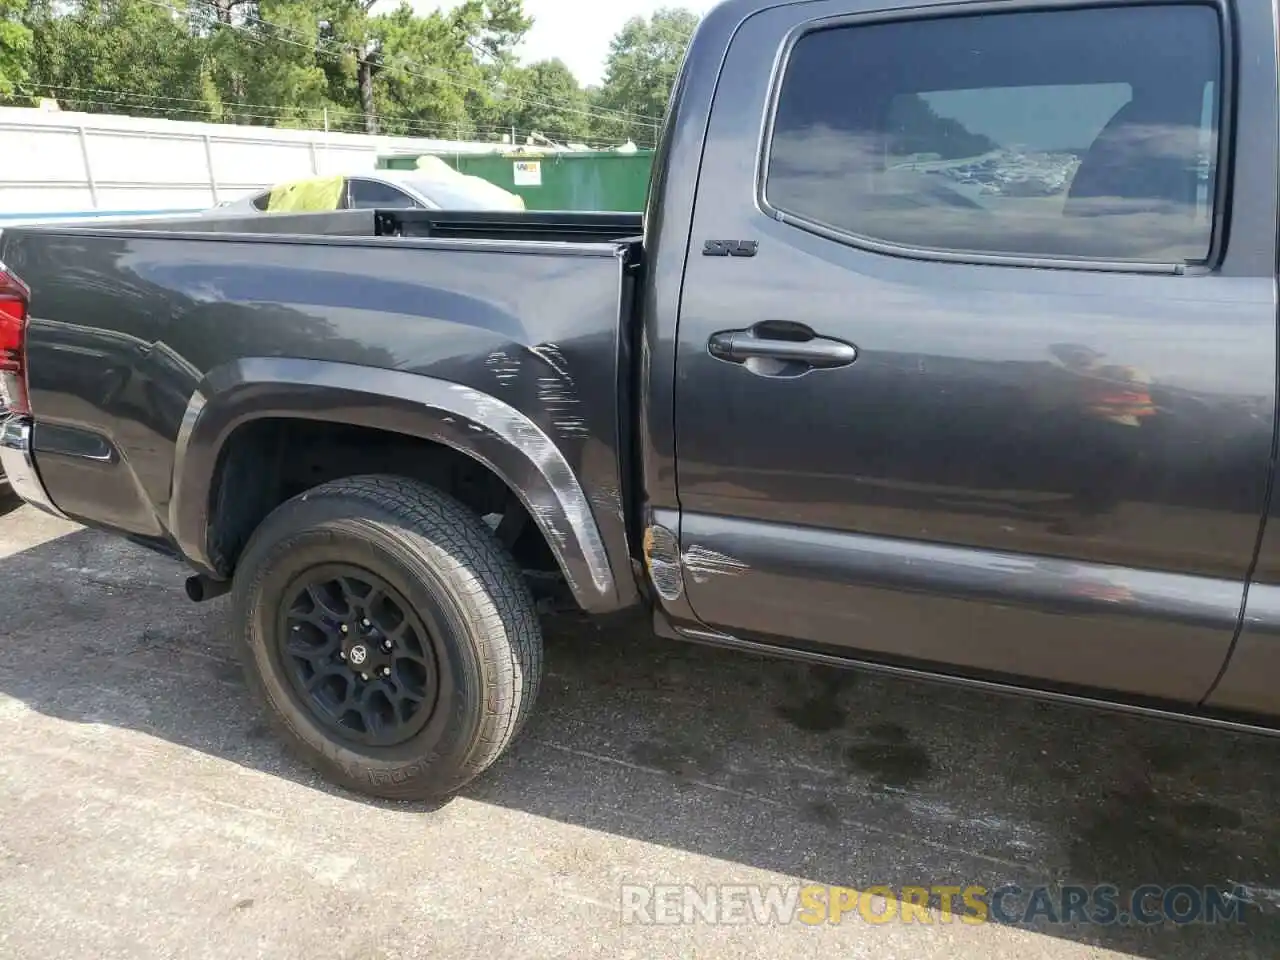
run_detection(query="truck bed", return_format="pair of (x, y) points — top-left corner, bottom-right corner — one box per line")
(1, 207), (643, 610)
(375, 209), (644, 244)
(27, 208), (646, 246)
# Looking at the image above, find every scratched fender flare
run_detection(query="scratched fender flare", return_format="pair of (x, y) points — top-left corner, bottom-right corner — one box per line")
(230, 474), (543, 801)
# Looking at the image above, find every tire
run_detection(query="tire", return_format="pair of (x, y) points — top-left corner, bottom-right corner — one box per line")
(231, 474), (543, 800)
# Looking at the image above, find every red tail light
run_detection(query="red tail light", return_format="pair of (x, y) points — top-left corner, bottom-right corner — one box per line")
(0, 261), (31, 416)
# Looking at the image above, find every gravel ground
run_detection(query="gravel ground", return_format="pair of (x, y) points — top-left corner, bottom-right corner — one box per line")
(1, 500), (1278, 959)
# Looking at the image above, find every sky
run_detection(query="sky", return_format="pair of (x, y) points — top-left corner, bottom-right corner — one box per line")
(417, 1), (721, 87)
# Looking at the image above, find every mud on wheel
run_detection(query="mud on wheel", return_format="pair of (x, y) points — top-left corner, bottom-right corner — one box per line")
(231, 475), (543, 800)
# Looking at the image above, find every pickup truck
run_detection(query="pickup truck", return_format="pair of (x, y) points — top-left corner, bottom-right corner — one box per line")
(0, 0), (1276, 800)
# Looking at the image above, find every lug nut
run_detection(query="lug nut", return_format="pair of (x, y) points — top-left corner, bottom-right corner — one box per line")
(380, 666), (391, 677)
(382, 640), (392, 651)
(338, 651), (346, 660)
(340, 624), (348, 634)
(360, 672), (370, 681)
(361, 619), (371, 629)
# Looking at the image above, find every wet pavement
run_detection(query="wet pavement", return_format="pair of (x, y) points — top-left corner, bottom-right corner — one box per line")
(1, 501), (1276, 959)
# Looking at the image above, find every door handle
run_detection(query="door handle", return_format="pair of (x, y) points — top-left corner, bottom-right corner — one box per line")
(708, 325), (857, 370)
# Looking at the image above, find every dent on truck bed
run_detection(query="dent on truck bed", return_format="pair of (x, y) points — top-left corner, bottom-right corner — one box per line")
(11, 223), (639, 614)
(446, 381), (610, 591)
(170, 360), (623, 612)
(485, 342), (590, 441)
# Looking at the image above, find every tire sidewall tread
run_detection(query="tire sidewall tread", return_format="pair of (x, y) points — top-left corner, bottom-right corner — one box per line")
(231, 474), (542, 800)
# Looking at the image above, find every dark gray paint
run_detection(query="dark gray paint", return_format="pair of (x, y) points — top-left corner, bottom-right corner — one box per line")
(169, 358), (621, 611)
(3, 0), (1280, 728)
(3, 223), (639, 613)
(665, 0), (1278, 706)
(1209, 584), (1280, 715)
(678, 512), (1243, 702)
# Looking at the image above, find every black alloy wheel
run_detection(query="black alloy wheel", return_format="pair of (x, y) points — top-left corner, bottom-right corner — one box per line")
(278, 565), (440, 747)
(232, 475), (543, 800)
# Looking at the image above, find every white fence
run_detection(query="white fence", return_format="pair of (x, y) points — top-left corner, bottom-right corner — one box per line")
(0, 106), (503, 226)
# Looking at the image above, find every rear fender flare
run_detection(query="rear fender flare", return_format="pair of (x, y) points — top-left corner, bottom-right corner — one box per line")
(168, 357), (619, 611)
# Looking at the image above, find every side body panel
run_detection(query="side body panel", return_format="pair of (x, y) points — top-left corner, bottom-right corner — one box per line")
(7, 230), (640, 612)
(664, 0), (1279, 704)
(1209, 478), (1280, 716)
(637, 0), (753, 627)
(1200, 0), (1280, 721)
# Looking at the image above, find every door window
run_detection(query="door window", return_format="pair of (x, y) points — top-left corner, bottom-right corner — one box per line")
(765, 5), (1223, 264)
(346, 179), (421, 209)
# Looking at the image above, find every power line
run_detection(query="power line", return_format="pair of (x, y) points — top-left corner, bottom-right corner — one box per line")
(28, 82), (317, 116)
(23, 82), (505, 137)
(163, 0), (664, 129)
(16, 90), (309, 127)
(16, 82), (655, 148)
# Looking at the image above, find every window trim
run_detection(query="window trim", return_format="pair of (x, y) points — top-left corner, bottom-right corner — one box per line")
(755, 0), (1236, 275)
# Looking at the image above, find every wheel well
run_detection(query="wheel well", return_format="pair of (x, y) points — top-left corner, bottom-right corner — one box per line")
(205, 418), (559, 582)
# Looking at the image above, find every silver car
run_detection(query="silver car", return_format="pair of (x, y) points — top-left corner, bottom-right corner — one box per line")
(209, 169), (525, 215)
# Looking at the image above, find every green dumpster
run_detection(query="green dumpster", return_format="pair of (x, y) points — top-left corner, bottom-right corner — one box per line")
(380, 150), (654, 212)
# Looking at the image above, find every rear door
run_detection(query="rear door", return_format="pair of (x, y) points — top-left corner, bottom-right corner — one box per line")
(672, 0), (1278, 702)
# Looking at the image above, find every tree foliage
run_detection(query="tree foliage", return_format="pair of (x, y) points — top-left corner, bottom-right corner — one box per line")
(593, 7), (699, 144)
(0, 0), (31, 97)
(27, 0), (207, 115)
(8, 0), (699, 147)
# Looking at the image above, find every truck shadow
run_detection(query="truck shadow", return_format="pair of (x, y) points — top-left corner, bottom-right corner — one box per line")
(1, 523), (1278, 959)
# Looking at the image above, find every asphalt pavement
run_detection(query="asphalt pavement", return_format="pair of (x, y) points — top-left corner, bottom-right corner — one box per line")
(1, 500), (1278, 959)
